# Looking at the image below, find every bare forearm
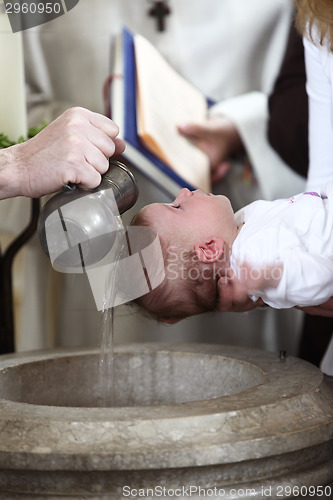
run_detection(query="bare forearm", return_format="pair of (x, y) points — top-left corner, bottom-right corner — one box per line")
(0, 145), (22, 199)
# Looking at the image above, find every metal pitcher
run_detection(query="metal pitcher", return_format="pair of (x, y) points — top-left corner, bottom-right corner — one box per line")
(37, 157), (139, 271)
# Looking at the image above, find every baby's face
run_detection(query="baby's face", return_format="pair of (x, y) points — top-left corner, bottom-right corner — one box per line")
(141, 188), (234, 243)
(134, 189), (227, 323)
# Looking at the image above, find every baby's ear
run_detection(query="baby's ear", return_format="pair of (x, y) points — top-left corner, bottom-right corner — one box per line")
(194, 237), (224, 263)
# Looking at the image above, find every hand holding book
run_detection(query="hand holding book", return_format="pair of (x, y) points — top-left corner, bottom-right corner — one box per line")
(177, 116), (244, 185)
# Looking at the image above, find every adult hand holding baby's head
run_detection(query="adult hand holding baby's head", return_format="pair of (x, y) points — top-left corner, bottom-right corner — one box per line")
(216, 265), (268, 313)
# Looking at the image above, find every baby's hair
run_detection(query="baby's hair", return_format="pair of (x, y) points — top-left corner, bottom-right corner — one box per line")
(130, 207), (217, 321)
(296, 0), (333, 51)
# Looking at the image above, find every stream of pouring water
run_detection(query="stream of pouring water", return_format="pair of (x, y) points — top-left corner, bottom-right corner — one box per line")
(98, 305), (115, 407)
(98, 216), (125, 407)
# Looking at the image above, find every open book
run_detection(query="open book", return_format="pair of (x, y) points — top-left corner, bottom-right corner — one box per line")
(109, 28), (211, 196)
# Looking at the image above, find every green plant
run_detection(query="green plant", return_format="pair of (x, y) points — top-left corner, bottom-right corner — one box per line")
(0, 121), (48, 149)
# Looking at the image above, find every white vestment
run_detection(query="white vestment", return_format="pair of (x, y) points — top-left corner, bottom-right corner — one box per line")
(0, 0), (305, 352)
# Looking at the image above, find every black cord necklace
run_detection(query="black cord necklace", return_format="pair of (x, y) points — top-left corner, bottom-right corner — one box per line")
(147, 0), (171, 32)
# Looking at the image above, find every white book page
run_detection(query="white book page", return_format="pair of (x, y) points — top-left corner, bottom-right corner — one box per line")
(134, 34), (210, 192)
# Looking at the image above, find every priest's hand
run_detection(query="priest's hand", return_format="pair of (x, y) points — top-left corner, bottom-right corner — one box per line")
(0, 107), (125, 199)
